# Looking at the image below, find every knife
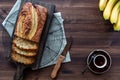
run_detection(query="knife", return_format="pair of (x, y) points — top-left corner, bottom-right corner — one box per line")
(50, 36), (73, 79)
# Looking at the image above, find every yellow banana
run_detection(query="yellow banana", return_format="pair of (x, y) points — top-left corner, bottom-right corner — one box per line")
(103, 0), (118, 20)
(110, 1), (120, 24)
(99, 0), (108, 11)
(114, 13), (120, 31)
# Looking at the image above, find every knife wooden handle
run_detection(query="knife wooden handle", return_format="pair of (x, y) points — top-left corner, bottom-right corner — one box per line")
(51, 55), (65, 79)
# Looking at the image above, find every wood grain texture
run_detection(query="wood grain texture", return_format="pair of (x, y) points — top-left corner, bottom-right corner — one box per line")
(0, 0), (120, 80)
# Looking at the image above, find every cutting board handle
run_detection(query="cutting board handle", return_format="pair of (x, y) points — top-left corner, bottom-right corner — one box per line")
(14, 64), (26, 80)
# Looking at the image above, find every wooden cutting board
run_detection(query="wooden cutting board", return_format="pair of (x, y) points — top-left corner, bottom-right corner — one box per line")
(1, 0), (55, 80)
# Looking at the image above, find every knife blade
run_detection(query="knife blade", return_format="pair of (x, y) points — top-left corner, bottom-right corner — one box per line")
(50, 36), (73, 79)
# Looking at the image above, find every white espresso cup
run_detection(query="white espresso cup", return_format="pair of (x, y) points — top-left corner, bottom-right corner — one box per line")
(93, 54), (107, 68)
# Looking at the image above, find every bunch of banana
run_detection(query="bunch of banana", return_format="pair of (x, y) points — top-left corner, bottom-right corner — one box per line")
(99, 0), (120, 31)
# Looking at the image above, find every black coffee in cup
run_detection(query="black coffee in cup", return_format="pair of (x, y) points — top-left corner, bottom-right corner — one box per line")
(93, 54), (107, 69)
(95, 55), (105, 66)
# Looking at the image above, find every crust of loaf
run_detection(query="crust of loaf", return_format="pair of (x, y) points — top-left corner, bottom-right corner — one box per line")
(14, 2), (48, 43)
(10, 51), (35, 65)
(31, 4), (48, 42)
(12, 44), (37, 57)
(13, 37), (38, 51)
(15, 2), (33, 38)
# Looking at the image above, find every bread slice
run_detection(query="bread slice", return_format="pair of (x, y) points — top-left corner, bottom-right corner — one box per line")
(13, 37), (38, 51)
(10, 51), (35, 65)
(12, 44), (37, 57)
(14, 2), (48, 43)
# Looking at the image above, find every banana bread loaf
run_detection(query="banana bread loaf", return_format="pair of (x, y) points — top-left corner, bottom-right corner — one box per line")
(14, 2), (48, 43)
(10, 2), (48, 65)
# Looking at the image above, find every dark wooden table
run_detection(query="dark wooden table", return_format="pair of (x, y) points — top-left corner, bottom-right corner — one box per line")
(0, 0), (120, 80)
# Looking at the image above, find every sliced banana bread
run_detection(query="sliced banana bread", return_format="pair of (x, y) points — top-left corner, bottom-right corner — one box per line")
(12, 44), (37, 57)
(11, 51), (35, 65)
(13, 37), (38, 51)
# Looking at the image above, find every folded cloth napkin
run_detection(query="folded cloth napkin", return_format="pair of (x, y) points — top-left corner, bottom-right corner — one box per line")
(2, 0), (71, 68)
